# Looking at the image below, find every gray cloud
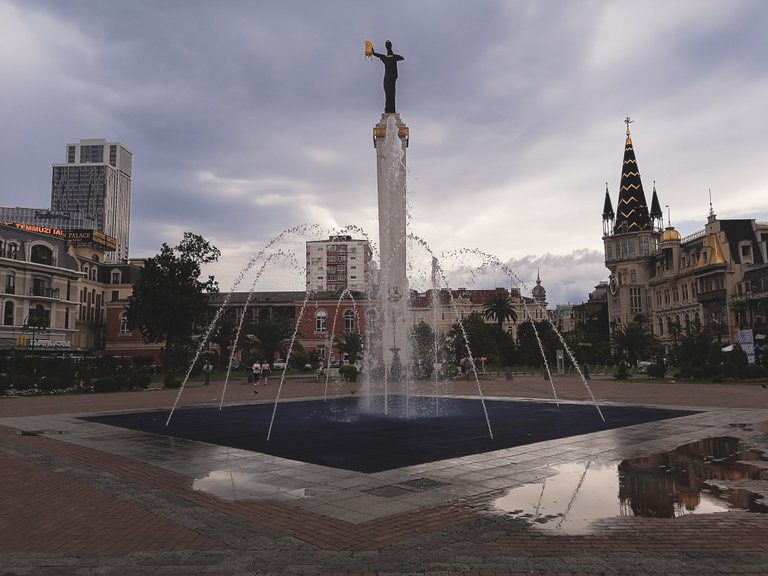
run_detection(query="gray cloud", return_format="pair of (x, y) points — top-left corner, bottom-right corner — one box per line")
(1, 0), (766, 306)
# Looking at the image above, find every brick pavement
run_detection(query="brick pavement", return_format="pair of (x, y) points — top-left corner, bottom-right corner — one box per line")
(1, 376), (768, 575)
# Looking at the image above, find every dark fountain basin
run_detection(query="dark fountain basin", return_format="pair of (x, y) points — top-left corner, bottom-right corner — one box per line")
(82, 396), (696, 473)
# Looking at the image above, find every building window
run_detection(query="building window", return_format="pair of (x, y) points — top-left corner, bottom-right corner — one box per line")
(344, 309), (355, 331)
(111, 290), (119, 301)
(111, 271), (121, 284)
(658, 317), (664, 336)
(740, 243), (753, 264)
(30, 245), (54, 266)
(119, 313), (130, 334)
(6, 243), (19, 259)
(5, 273), (15, 295)
(630, 270), (637, 283)
(3, 301), (13, 325)
(630, 287), (642, 313)
(316, 310), (327, 333)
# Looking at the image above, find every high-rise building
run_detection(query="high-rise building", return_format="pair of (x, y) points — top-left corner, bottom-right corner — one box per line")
(51, 139), (132, 261)
(305, 235), (372, 294)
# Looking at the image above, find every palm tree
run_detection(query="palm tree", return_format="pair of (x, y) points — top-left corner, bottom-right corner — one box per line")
(483, 291), (518, 331)
(613, 321), (659, 365)
(246, 318), (292, 365)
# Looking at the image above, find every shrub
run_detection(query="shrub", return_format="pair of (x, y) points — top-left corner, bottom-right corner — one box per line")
(439, 363), (458, 379)
(339, 364), (358, 382)
(0, 374), (10, 395)
(12, 374), (34, 390)
(56, 359), (76, 388)
(37, 376), (61, 392)
(614, 362), (630, 380)
(164, 372), (181, 389)
(132, 371), (153, 389)
(687, 366), (704, 380)
(93, 377), (119, 393)
(743, 364), (767, 379)
(646, 361), (666, 379)
(115, 374), (131, 391)
(702, 363), (720, 379)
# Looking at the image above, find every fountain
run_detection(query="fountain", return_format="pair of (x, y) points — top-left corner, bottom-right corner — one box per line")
(81, 40), (700, 473)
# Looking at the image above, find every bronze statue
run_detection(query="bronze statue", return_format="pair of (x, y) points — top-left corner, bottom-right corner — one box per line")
(366, 40), (404, 113)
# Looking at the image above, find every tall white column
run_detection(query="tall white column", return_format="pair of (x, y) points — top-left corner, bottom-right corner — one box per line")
(374, 113), (410, 380)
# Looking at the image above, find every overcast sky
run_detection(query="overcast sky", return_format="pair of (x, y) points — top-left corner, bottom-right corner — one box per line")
(1, 0), (766, 306)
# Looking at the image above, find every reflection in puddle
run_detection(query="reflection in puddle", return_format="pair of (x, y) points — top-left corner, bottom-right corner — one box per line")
(193, 470), (310, 501)
(495, 436), (768, 534)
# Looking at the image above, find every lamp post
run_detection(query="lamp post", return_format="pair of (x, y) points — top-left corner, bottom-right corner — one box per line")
(22, 314), (48, 351)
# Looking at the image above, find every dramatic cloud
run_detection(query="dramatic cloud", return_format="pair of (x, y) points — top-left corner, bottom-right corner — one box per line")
(1, 0), (766, 305)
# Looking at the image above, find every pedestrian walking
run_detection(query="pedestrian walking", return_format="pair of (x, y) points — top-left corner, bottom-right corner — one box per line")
(252, 361), (261, 390)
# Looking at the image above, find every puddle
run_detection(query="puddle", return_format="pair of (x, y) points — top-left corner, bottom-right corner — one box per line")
(494, 436), (768, 534)
(193, 470), (313, 501)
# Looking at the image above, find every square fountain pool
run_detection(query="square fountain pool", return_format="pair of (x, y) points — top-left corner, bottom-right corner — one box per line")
(82, 396), (697, 473)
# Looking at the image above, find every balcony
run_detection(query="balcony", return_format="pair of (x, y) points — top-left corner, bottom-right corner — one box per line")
(30, 286), (61, 299)
(3, 286), (15, 295)
(697, 288), (726, 303)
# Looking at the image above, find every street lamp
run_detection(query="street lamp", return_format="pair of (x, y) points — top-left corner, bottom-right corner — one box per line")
(22, 314), (48, 351)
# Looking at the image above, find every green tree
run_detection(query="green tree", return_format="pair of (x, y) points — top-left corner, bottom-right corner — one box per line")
(410, 320), (438, 379)
(127, 233), (220, 371)
(445, 312), (497, 363)
(483, 291), (518, 330)
(333, 331), (365, 365)
(677, 319), (711, 368)
(516, 320), (560, 367)
(209, 310), (239, 371)
(613, 320), (659, 365)
(246, 318), (293, 365)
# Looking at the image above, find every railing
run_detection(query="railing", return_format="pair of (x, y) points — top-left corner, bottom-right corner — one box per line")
(697, 288), (726, 302)
(30, 287), (60, 299)
(681, 229), (706, 243)
(3, 286), (14, 295)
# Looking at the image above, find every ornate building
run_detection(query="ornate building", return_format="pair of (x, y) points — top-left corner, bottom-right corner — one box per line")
(602, 119), (768, 359)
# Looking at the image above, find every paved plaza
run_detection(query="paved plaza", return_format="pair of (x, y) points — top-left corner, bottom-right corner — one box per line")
(2, 375), (768, 575)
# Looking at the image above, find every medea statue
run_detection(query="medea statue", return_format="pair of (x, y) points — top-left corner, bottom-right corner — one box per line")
(365, 40), (405, 113)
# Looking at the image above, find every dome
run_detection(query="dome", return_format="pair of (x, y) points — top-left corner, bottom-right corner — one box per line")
(660, 226), (681, 243)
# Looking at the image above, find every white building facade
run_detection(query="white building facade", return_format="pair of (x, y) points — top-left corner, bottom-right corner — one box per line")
(305, 235), (372, 294)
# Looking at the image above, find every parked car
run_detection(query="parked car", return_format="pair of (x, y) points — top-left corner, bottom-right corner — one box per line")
(272, 359), (287, 370)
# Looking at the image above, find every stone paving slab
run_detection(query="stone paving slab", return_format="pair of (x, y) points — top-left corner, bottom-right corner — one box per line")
(2, 375), (768, 574)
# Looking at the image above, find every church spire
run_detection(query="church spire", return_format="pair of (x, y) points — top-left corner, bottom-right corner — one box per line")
(602, 182), (614, 235)
(650, 181), (663, 230)
(615, 116), (651, 233)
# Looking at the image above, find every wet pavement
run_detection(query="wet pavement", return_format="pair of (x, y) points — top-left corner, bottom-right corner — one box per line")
(2, 374), (768, 575)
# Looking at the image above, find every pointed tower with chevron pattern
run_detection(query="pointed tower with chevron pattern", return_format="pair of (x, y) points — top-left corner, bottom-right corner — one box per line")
(602, 117), (662, 339)
(615, 117), (651, 233)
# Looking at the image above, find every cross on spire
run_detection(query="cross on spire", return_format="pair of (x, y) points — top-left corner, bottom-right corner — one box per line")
(624, 115), (634, 136)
